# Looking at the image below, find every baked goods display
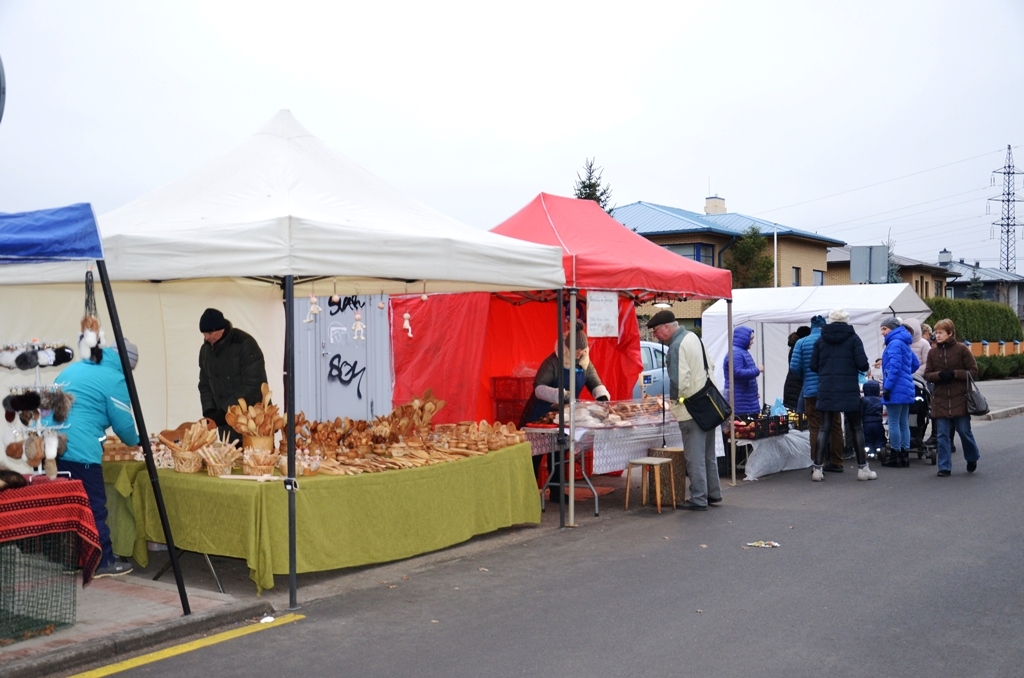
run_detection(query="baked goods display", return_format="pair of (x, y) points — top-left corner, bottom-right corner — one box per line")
(283, 390), (527, 475)
(532, 397), (670, 428)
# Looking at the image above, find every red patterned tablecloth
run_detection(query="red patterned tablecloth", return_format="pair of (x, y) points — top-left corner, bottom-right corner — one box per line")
(0, 479), (103, 586)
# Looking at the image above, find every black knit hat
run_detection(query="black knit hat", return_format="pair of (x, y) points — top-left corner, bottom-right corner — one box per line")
(199, 308), (228, 333)
(646, 310), (676, 329)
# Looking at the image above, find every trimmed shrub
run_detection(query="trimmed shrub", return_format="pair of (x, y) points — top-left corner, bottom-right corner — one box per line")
(925, 298), (1023, 342)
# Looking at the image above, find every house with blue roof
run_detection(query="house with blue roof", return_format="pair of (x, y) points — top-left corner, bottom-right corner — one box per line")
(611, 196), (846, 326)
(937, 249), (1024, 318)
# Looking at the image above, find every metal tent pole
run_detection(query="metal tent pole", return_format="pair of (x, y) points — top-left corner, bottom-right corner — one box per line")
(96, 260), (190, 615)
(728, 300), (737, 486)
(555, 290), (566, 528)
(567, 289), (577, 528)
(284, 275), (300, 610)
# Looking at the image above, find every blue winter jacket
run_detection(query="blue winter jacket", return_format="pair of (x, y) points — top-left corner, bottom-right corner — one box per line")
(51, 347), (140, 465)
(722, 326), (761, 415)
(882, 325), (919, 405)
(789, 327), (822, 398)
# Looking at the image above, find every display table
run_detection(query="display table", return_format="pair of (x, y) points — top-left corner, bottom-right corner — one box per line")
(579, 422), (683, 474)
(0, 479), (103, 644)
(103, 460), (148, 559)
(111, 443), (539, 593)
(0, 480), (102, 584)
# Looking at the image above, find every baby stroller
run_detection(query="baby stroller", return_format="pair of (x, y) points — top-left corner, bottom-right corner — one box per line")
(908, 375), (934, 461)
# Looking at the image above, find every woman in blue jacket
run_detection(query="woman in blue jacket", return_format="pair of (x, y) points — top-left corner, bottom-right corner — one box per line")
(722, 326), (762, 416)
(879, 317), (920, 468)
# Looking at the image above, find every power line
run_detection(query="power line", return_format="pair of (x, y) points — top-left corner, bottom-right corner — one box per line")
(750, 147), (1013, 216)
(816, 186), (989, 230)
(820, 197), (987, 236)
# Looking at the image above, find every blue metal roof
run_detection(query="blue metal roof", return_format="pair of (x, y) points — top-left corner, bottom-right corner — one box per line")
(942, 260), (1024, 284)
(612, 201), (846, 246)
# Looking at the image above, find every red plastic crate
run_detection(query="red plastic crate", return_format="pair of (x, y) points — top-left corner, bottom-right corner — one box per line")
(493, 399), (528, 425)
(491, 376), (533, 400)
(537, 449), (593, 488)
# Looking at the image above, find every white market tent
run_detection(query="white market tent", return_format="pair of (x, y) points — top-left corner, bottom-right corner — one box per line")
(0, 111), (565, 432)
(701, 284), (931, 406)
(1, 110), (566, 608)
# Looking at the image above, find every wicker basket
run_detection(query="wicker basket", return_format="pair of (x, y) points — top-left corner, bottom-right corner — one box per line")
(242, 435), (274, 453)
(205, 462), (234, 477)
(243, 464), (277, 477)
(171, 451), (203, 474)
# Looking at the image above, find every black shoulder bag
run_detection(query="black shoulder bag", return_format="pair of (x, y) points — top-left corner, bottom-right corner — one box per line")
(682, 335), (733, 431)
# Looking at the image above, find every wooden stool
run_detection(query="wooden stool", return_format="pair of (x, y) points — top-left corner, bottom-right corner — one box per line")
(624, 457), (677, 513)
(648, 446), (687, 506)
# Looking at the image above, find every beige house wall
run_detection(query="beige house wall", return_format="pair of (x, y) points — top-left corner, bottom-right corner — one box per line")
(826, 262), (948, 298)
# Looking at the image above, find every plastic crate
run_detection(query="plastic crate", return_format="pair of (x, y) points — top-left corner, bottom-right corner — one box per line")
(0, 532), (78, 645)
(490, 377), (534, 401)
(493, 399), (528, 425)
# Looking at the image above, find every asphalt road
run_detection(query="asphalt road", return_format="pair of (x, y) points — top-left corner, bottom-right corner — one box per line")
(93, 412), (1024, 678)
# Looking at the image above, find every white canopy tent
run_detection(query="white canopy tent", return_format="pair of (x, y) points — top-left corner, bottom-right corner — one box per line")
(702, 284), (931, 406)
(0, 111), (565, 432)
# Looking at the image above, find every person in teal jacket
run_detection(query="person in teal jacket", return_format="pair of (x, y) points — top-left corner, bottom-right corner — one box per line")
(54, 342), (140, 578)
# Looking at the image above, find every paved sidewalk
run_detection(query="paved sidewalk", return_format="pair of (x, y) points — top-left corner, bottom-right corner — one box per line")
(3, 377), (1021, 678)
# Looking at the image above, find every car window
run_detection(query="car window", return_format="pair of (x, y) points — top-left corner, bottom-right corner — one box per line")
(652, 346), (665, 369)
(641, 346), (653, 371)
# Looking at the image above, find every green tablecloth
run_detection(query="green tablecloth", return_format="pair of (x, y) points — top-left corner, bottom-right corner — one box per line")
(114, 443), (539, 593)
(103, 460), (148, 559)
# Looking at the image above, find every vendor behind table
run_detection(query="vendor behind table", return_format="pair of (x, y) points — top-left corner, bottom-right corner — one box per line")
(520, 328), (610, 491)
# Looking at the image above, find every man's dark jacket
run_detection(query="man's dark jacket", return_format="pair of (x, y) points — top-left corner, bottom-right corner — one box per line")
(198, 323), (268, 423)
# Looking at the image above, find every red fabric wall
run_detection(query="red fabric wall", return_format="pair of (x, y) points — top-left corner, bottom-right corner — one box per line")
(391, 294), (644, 424)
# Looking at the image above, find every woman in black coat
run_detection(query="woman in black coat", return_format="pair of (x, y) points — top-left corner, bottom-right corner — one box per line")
(783, 326), (811, 410)
(808, 309), (876, 482)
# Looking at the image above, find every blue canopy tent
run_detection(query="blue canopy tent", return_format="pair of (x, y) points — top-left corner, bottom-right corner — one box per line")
(0, 203), (191, 615)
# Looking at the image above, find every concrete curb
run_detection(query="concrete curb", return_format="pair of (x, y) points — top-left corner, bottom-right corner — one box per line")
(0, 600), (273, 678)
(979, 405), (1024, 421)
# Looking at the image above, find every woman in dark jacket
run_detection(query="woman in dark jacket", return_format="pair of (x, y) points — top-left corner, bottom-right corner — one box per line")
(923, 318), (980, 476)
(722, 326), (762, 416)
(783, 326), (811, 410)
(879, 317), (920, 468)
(808, 309), (876, 482)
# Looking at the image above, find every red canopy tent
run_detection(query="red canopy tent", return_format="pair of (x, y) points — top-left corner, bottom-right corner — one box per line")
(392, 193), (733, 423)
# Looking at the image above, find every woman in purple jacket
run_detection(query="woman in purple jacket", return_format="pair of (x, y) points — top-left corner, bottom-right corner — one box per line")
(722, 326), (763, 416)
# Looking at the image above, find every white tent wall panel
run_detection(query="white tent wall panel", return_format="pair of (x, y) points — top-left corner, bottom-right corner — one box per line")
(701, 284), (931, 407)
(0, 278), (284, 433)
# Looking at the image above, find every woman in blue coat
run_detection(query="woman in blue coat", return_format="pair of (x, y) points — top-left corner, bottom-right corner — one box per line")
(809, 309), (876, 482)
(722, 326), (762, 416)
(879, 317), (920, 468)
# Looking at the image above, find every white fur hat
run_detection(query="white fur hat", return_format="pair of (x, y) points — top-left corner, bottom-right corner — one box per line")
(828, 308), (850, 324)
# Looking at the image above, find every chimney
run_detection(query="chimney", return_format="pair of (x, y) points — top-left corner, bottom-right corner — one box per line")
(959, 258), (965, 264)
(705, 195), (726, 215)
(938, 248), (952, 265)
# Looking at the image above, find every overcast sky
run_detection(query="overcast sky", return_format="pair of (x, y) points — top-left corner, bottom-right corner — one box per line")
(2, 0), (1022, 267)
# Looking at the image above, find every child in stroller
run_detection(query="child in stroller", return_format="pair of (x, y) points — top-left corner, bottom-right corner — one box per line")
(861, 380), (887, 460)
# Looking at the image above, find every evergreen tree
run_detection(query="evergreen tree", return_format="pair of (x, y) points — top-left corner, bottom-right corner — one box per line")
(965, 273), (985, 300)
(724, 225), (774, 288)
(573, 158), (613, 213)
(885, 237), (902, 283)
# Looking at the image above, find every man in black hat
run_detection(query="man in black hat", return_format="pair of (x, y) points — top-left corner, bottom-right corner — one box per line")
(647, 311), (722, 511)
(198, 308), (267, 442)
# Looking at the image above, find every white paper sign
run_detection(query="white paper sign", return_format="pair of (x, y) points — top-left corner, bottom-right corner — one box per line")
(586, 291), (619, 338)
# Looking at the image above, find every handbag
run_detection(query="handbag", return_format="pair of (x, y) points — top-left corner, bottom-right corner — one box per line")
(682, 335), (733, 431)
(966, 373), (989, 416)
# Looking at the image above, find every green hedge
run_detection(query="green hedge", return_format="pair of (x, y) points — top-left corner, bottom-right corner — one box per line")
(975, 354), (1024, 380)
(925, 298), (1023, 342)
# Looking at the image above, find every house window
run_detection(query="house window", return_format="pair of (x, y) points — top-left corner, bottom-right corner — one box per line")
(813, 270), (824, 286)
(792, 267), (801, 286)
(665, 243), (715, 267)
(934, 280), (943, 297)
(914, 280), (919, 294)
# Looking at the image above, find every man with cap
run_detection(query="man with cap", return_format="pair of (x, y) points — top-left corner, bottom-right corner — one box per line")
(647, 310), (722, 511)
(198, 308), (268, 443)
(52, 339), (141, 577)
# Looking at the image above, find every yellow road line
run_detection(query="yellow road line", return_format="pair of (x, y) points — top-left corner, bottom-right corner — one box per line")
(69, 613), (305, 677)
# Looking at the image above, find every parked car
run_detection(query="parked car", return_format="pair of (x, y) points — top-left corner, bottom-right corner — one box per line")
(632, 340), (669, 400)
